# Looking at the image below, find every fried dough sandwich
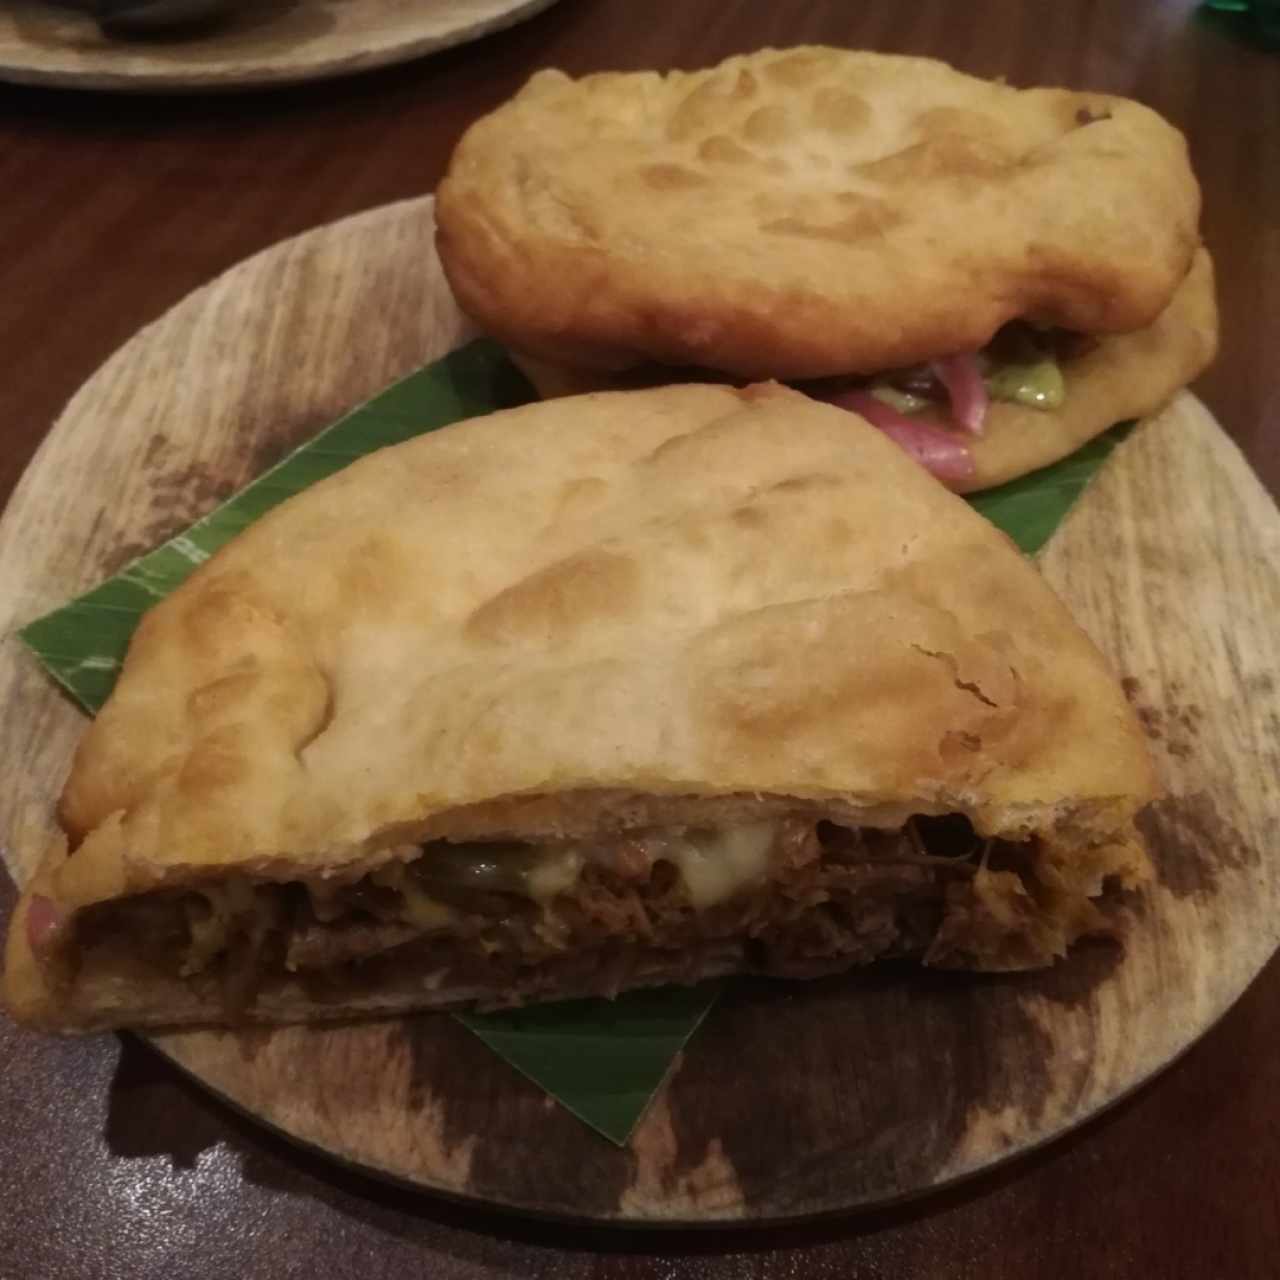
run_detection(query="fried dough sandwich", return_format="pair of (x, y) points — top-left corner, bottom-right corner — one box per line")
(4, 384), (1155, 1031)
(436, 47), (1218, 491)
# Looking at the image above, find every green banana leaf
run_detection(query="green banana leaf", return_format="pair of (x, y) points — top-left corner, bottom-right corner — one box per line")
(16, 338), (1131, 1144)
(456, 983), (722, 1144)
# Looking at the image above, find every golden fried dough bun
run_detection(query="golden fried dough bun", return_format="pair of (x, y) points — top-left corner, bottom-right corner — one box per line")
(436, 47), (1203, 379)
(511, 248), (1219, 493)
(7, 384), (1154, 1028)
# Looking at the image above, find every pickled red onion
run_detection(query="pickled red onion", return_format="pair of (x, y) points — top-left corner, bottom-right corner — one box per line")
(817, 390), (976, 490)
(930, 352), (989, 434)
(26, 893), (66, 952)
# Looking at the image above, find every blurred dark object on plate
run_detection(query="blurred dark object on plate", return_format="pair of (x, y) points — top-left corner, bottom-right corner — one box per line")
(1201, 0), (1280, 48)
(50, 0), (239, 38)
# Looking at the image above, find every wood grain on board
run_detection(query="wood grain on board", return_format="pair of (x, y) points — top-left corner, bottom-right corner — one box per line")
(0, 0), (560, 90)
(0, 198), (1277, 1223)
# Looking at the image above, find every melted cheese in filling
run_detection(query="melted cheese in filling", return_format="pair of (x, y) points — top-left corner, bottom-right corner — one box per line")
(370, 864), (457, 930)
(416, 824), (778, 908)
(660, 822), (778, 909)
(526, 848), (585, 901)
(170, 821), (782, 979)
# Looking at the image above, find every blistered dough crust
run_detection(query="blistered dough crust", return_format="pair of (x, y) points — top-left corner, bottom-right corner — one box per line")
(437, 47), (1203, 379)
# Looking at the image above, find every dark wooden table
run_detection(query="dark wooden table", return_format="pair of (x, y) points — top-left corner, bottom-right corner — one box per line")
(2, 1), (1277, 1275)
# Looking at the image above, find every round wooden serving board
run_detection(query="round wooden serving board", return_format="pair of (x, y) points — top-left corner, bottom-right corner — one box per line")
(1, 197), (1278, 1225)
(0, 0), (559, 92)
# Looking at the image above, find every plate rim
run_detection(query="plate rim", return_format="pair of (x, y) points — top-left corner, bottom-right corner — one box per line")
(0, 0), (561, 92)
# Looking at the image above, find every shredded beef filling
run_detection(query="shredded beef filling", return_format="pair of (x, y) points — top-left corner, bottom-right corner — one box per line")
(75, 815), (1016, 1018)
